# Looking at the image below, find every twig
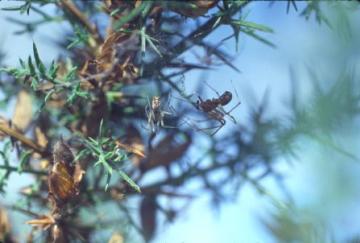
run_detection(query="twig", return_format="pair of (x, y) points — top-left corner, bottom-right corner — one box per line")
(5, 205), (41, 217)
(144, 2), (249, 77)
(58, 0), (102, 45)
(0, 123), (49, 157)
(0, 164), (47, 176)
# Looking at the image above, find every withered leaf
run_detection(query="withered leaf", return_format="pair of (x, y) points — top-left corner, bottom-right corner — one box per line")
(108, 232), (124, 243)
(0, 207), (12, 241)
(142, 133), (192, 171)
(140, 196), (157, 242)
(116, 141), (145, 160)
(0, 116), (10, 140)
(73, 163), (85, 185)
(97, 32), (127, 67)
(20, 186), (35, 196)
(79, 31), (140, 87)
(134, 0), (142, 8)
(35, 127), (48, 148)
(39, 159), (50, 170)
(117, 125), (145, 167)
(12, 90), (33, 131)
(110, 188), (125, 201)
(26, 215), (55, 230)
(36, 82), (54, 92)
(52, 224), (67, 243)
(32, 126), (49, 159)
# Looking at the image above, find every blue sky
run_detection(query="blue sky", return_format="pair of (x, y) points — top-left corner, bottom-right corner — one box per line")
(1, 1), (360, 243)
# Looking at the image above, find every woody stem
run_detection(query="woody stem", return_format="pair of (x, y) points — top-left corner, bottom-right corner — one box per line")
(0, 123), (49, 157)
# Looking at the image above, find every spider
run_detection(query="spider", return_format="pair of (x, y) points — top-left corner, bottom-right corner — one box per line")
(191, 82), (241, 135)
(145, 96), (175, 134)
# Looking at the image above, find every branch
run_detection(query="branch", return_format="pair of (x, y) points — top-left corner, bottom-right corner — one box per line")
(58, 0), (103, 45)
(144, 2), (249, 77)
(0, 164), (47, 176)
(0, 123), (49, 157)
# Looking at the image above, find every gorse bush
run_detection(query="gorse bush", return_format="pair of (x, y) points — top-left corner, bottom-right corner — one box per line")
(0, 1), (359, 242)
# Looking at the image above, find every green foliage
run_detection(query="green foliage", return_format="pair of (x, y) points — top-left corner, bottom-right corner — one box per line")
(231, 18), (276, 48)
(17, 150), (33, 173)
(1, 0), (32, 15)
(113, 1), (153, 31)
(4, 2), (62, 35)
(79, 120), (140, 193)
(0, 141), (12, 193)
(261, 205), (334, 243)
(300, 0), (332, 27)
(1, 43), (51, 86)
(275, 67), (360, 162)
(139, 27), (162, 57)
(0, 42), (91, 109)
(67, 25), (91, 49)
(231, 19), (274, 33)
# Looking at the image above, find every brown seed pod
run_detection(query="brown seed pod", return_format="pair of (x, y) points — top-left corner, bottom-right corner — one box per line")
(48, 139), (85, 204)
(48, 162), (78, 203)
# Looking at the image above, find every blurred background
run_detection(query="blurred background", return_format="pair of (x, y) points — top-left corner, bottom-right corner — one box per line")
(1, 1), (360, 243)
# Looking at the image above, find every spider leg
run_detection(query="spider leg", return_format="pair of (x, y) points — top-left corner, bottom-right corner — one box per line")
(223, 101), (241, 124)
(170, 93), (198, 108)
(145, 103), (149, 115)
(190, 111), (226, 135)
(223, 80), (241, 123)
(161, 124), (179, 129)
(144, 100), (155, 133)
(197, 120), (225, 136)
(166, 92), (173, 110)
(209, 123), (225, 136)
(204, 81), (222, 97)
(167, 105), (191, 127)
(145, 97), (153, 123)
(151, 119), (157, 134)
(146, 109), (157, 133)
(180, 116), (203, 131)
(162, 110), (173, 116)
(197, 124), (222, 131)
(192, 118), (214, 123)
(146, 110), (152, 125)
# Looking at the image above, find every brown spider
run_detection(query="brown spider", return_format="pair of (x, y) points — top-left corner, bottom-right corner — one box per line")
(192, 83), (241, 135)
(196, 91), (233, 112)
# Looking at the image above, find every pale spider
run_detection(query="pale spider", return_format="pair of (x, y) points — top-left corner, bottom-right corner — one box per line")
(145, 96), (175, 134)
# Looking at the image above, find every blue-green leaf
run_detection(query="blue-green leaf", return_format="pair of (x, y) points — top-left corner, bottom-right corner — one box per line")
(32, 42), (46, 77)
(118, 170), (141, 193)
